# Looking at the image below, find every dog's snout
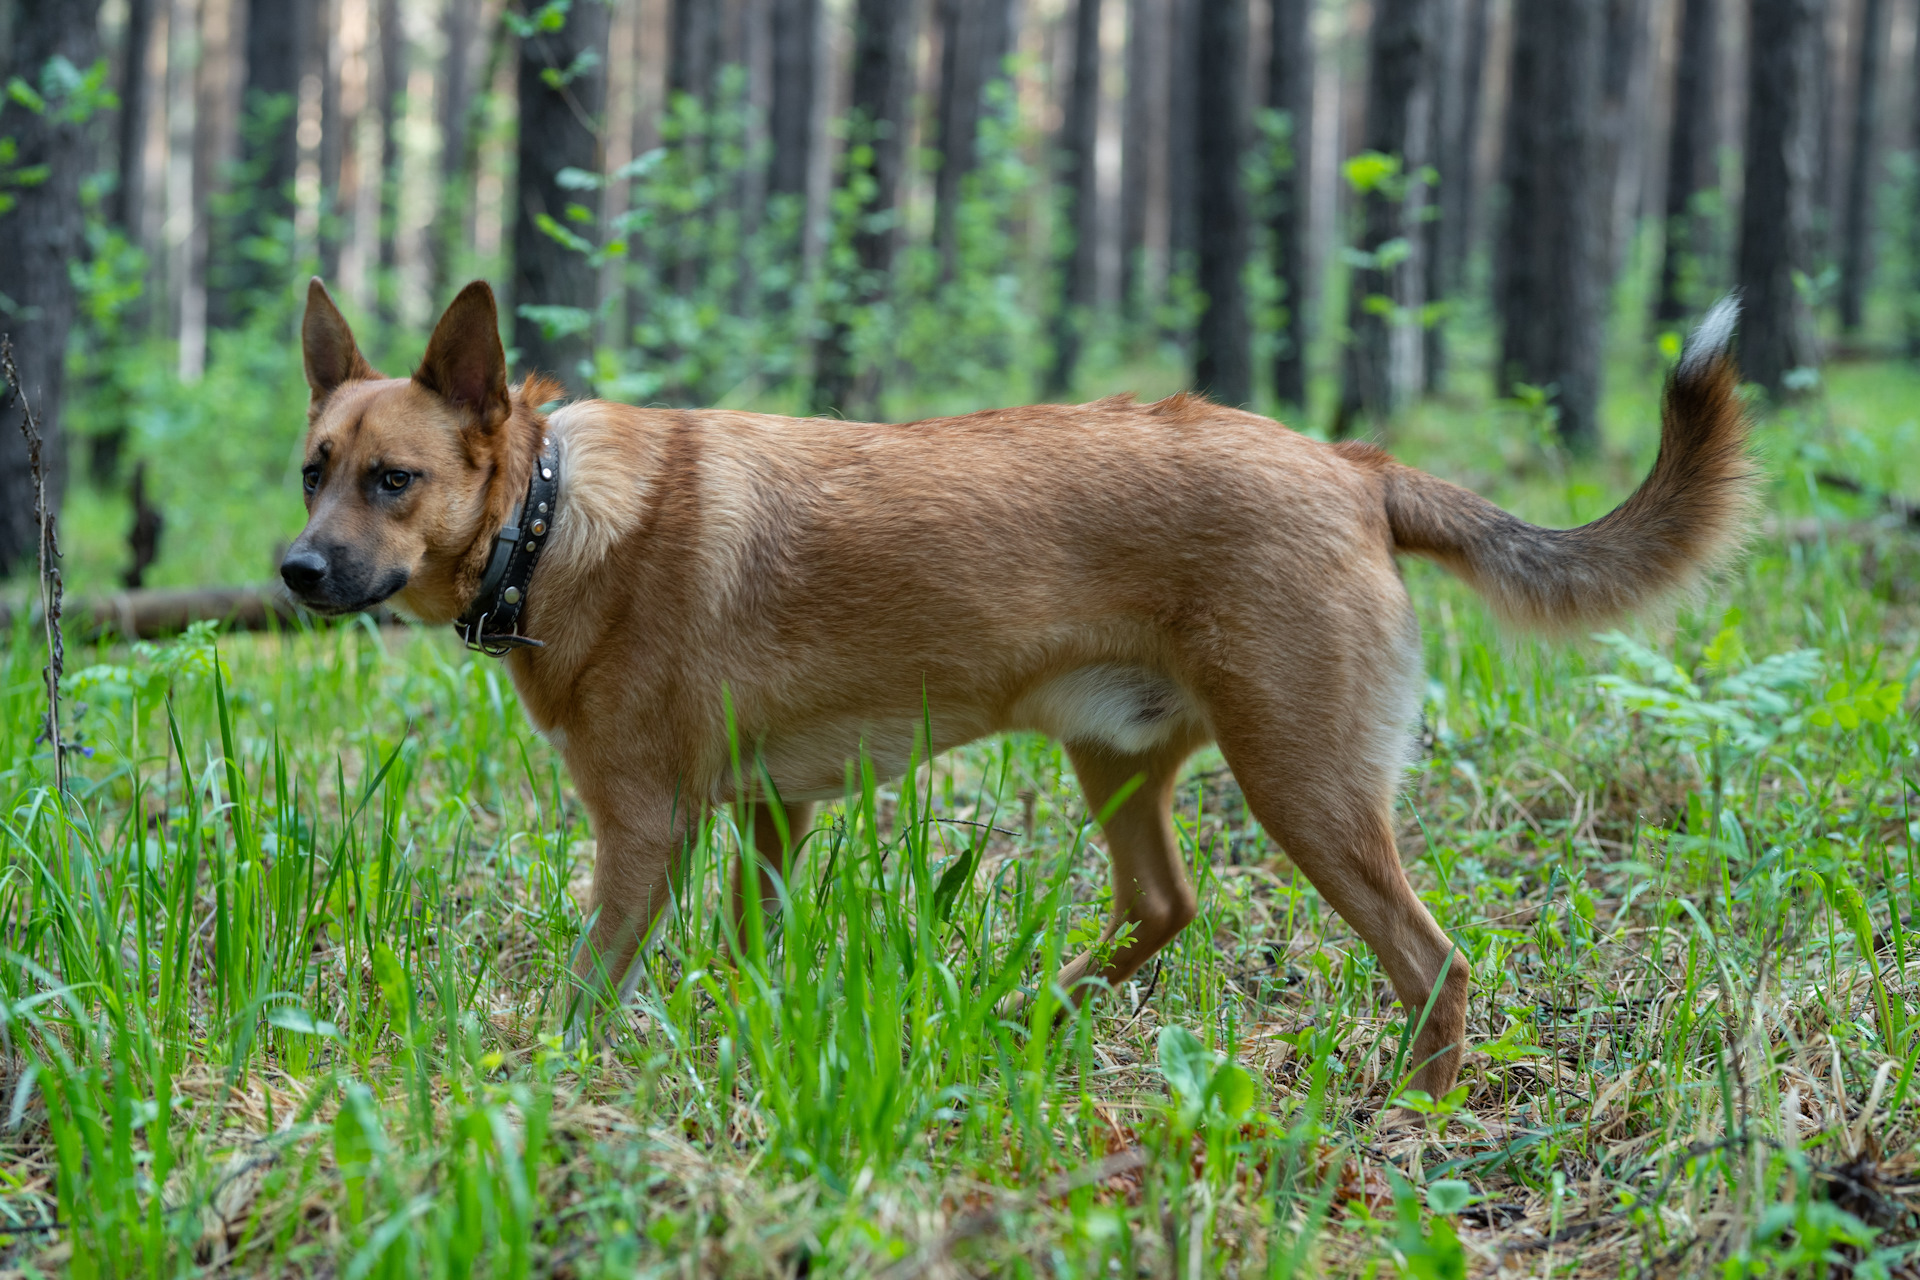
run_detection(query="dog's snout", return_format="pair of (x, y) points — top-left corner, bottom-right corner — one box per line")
(280, 548), (329, 593)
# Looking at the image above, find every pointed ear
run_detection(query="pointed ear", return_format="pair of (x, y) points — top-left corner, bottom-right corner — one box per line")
(302, 278), (381, 400)
(414, 281), (510, 431)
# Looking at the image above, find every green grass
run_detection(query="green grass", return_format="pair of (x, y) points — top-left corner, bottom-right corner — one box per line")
(4, 328), (1920, 1277)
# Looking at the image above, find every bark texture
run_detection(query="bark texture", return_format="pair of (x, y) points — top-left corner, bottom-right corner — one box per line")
(0, 0), (102, 575)
(1268, 0), (1313, 408)
(1736, 0), (1824, 394)
(1047, 0), (1103, 396)
(1193, 0), (1251, 405)
(1337, 0), (1435, 431)
(113, 0), (158, 234)
(811, 0), (921, 417)
(1497, 0), (1605, 451)
(377, 0), (405, 319)
(216, 0), (305, 324)
(1424, 0), (1484, 393)
(1120, 0), (1169, 314)
(1655, 0), (1717, 325)
(511, 0), (610, 392)
(1836, 0), (1883, 332)
(769, 0), (820, 199)
(933, 0), (1016, 275)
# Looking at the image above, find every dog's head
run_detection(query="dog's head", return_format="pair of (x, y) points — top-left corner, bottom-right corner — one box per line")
(283, 278), (527, 623)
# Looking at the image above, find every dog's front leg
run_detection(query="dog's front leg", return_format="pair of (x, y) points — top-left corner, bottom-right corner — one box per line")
(564, 791), (692, 1042)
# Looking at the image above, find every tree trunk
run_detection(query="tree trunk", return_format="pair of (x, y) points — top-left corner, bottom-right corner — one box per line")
(214, 0), (303, 326)
(933, 0), (1016, 277)
(670, 0), (722, 103)
(317, 0), (344, 279)
(1337, 0), (1435, 431)
(1496, 0), (1604, 452)
(1737, 0), (1824, 395)
(1268, 0), (1313, 408)
(1911, 2), (1920, 358)
(1120, 0), (1169, 316)
(377, 0), (405, 323)
(430, 0), (480, 302)
(0, 0), (101, 575)
(1166, 0), (1199, 283)
(1192, 0), (1251, 405)
(1654, 0), (1716, 325)
(1047, 0), (1103, 396)
(511, 0), (610, 392)
(1595, 0), (1651, 285)
(769, 0), (819, 200)
(113, 0), (158, 235)
(1836, 0), (1883, 332)
(811, 0), (922, 418)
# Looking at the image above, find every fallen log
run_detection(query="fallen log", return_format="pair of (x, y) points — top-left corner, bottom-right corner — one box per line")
(1, 583), (405, 641)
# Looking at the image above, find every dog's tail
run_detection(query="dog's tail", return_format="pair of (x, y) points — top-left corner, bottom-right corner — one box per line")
(1366, 296), (1754, 632)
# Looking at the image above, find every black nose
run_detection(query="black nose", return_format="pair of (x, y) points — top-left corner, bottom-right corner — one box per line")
(280, 548), (328, 593)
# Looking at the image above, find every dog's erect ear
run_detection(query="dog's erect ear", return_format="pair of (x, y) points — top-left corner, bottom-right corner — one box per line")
(414, 280), (510, 432)
(302, 278), (381, 401)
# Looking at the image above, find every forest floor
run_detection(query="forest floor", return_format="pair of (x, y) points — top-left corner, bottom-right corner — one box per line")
(3, 342), (1920, 1277)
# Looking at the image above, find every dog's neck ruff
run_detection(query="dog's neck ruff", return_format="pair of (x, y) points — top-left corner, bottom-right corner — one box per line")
(455, 434), (560, 656)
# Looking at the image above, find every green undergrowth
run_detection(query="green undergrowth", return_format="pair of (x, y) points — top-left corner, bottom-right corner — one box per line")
(4, 349), (1920, 1276)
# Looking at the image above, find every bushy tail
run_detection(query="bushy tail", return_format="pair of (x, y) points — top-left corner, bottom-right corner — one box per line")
(1378, 296), (1754, 632)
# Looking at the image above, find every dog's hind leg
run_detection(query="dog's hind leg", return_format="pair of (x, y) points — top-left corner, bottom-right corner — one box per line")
(728, 800), (816, 947)
(1051, 727), (1209, 1004)
(1206, 673), (1469, 1103)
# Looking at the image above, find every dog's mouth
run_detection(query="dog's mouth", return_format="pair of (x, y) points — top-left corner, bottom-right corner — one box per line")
(287, 567), (410, 615)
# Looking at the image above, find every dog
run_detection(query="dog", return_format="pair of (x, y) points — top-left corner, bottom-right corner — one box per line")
(283, 278), (1750, 1100)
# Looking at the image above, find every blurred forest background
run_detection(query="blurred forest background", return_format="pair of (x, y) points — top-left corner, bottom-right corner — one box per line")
(1, 0), (1917, 593)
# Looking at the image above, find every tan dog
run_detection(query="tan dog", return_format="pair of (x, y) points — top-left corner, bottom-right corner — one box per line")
(285, 279), (1750, 1099)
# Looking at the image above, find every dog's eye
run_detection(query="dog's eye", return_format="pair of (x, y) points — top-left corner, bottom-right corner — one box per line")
(301, 465), (321, 495)
(381, 470), (412, 493)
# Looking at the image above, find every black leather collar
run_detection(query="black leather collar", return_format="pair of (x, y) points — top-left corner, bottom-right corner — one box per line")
(455, 434), (559, 656)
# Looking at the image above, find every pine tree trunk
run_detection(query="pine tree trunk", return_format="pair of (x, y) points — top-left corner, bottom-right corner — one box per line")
(1737, 0), (1824, 394)
(670, 0), (721, 103)
(1337, 0), (1434, 431)
(113, 0), (158, 235)
(511, 0), (609, 392)
(1422, 0), (1478, 395)
(1167, 0), (1199, 287)
(1047, 0), (1103, 396)
(1911, 10), (1920, 357)
(215, 0), (304, 326)
(811, 0), (921, 418)
(933, 0), (1015, 278)
(1595, 0), (1651, 286)
(1120, 0), (1168, 316)
(1836, 0), (1883, 333)
(317, 0), (344, 279)
(1496, 0), (1604, 452)
(430, 0), (480, 302)
(769, 0), (819, 200)
(377, 0), (405, 322)
(1192, 0), (1251, 405)
(1655, 0), (1716, 325)
(0, 0), (102, 574)
(1268, 0), (1313, 409)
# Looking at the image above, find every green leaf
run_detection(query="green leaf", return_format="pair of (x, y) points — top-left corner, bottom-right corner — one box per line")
(266, 1004), (340, 1039)
(1425, 1179), (1476, 1215)
(1342, 150), (1401, 194)
(1208, 1061), (1256, 1121)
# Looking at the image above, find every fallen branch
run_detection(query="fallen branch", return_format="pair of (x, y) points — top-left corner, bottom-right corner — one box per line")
(1, 583), (404, 641)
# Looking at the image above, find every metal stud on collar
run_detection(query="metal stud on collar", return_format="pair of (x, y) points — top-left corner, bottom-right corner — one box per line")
(455, 435), (559, 656)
